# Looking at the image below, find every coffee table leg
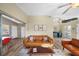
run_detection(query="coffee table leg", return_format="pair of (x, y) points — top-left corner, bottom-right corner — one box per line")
(29, 53), (32, 56)
(51, 53), (53, 56)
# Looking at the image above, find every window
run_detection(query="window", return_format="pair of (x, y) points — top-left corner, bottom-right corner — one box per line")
(77, 24), (79, 39)
(63, 25), (72, 39)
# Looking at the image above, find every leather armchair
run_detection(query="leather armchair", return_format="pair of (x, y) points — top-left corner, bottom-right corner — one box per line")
(62, 38), (79, 56)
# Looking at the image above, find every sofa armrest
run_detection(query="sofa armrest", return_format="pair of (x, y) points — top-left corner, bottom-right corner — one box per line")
(23, 38), (29, 44)
(62, 40), (71, 46)
(48, 39), (53, 44)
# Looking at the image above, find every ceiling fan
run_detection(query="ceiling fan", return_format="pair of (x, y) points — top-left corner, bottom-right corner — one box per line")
(58, 3), (79, 14)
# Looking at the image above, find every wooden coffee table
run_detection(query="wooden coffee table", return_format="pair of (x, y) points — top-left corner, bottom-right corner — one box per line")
(28, 47), (54, 56)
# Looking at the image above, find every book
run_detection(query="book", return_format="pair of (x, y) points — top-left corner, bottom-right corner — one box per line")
(33, 48), (37, 52)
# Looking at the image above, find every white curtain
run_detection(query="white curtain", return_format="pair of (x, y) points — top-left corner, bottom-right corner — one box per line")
(11, 26), (17, 38)
(21, 27), (25, 38)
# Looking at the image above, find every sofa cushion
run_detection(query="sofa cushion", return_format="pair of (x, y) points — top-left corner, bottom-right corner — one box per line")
(34, 36), (43, 42)
(63, 44), (79, 56)
(65, 44), (79, 51)
(71, 38), (79, 47)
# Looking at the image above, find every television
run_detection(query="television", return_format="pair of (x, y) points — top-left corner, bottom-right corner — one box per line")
(53, 32), (62, 38)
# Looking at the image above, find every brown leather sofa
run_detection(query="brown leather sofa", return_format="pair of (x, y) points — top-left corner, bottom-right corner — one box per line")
(62, 38), (79, 56)
(23, 35), (54, 48)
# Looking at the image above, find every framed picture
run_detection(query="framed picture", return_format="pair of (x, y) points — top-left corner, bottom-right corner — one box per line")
(43, 25), (46, 31)
(34, 24), (46, 31)
(39, 25), (43, 31)
(34, 25), (39, 31)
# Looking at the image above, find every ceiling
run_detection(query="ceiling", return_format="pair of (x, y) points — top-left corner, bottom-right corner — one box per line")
(16, 3), (79, 19)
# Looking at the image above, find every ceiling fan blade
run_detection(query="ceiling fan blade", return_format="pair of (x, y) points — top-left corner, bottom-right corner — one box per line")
(58, 3), (71, 8)
(62, 6), (72, 14)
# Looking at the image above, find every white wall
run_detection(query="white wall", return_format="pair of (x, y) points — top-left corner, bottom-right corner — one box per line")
(26, 16), (54, 38)
(0, 3), (27, 22)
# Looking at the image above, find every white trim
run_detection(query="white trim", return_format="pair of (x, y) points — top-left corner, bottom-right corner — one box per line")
(2, 15), (22, 24)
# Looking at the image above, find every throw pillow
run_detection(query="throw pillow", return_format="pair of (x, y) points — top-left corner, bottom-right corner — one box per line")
(29, 36), (34, 42)
(43, 37), (48, 42)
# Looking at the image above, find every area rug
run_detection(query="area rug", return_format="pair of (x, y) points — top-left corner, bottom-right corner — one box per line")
(16, 47), (65, 56)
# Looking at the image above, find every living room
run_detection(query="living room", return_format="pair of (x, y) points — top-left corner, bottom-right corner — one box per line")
(0, 3), (79, 56)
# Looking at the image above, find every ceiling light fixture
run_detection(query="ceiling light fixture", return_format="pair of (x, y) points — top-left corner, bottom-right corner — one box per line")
(71, 3), (79, 8)
(58, 3), (79, 14)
